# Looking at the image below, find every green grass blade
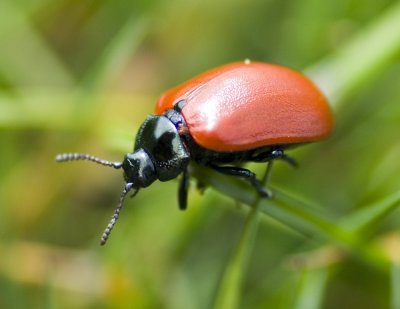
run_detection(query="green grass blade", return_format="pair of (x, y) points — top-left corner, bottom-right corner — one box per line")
(213, 205), (260, 309)
(82, 16), (150, 91)
(191, 165), (388, 269)
(340, 190), (400, 233)
(213, 163), (274, 309)
(306, 1), (400, 105)
(293, 268), (329, 309)
(0, 1), (74, 86)
(392, 262), (400, 309)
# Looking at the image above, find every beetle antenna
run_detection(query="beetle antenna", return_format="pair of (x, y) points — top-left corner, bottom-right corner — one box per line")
(55, 153), (123, 169)
(100, 182), (135, 246)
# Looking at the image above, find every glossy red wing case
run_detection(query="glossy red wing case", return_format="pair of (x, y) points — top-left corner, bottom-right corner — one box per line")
(156, 61), (333, 152)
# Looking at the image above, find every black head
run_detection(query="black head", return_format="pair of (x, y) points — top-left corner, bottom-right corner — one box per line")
(122, 149), (157, 188)
(55, 113), (190, 245)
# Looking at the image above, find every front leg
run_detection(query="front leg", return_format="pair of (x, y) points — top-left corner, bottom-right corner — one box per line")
(178, 168), (189, 210)
(208, 164), (272, 198)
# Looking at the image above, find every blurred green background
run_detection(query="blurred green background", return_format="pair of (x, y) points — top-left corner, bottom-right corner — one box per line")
(1, 0), (400, 308)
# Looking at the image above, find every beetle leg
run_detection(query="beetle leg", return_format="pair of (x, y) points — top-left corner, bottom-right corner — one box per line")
(271, 148), (298, 167)
(252, 147), (298, 167)
(178, 168), (189, 210)
(208, 165), (272, 198)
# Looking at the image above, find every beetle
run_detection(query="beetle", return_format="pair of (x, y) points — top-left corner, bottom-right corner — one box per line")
(56, 60), (333, 245)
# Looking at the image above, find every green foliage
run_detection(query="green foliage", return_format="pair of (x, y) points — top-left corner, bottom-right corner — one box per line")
(1, 0), (400, 308)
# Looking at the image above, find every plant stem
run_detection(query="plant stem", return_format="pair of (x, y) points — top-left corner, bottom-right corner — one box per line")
(213, 162), (274, 309)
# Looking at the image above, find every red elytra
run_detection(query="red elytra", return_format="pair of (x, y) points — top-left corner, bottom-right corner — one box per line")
(156, 61), (333, 152)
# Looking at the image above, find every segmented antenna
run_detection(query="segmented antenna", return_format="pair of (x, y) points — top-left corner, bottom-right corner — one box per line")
(55, 153), (123, 169)
(100, 182), (135, 246)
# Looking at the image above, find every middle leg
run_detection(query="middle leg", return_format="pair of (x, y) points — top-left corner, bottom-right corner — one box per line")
(208, 164), (272, 198)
